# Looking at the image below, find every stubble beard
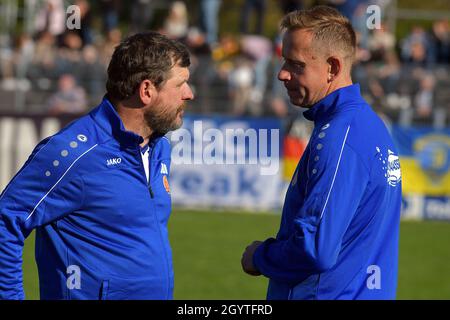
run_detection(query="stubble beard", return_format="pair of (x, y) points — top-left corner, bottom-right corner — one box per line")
(144, 103), (185, 136)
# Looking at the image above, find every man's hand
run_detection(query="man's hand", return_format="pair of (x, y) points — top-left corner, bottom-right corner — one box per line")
(241, 241), (263, 276)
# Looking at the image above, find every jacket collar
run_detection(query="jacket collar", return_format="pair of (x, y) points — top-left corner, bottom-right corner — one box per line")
(90, 96), (144, 147)
(303, 83), (363, 123)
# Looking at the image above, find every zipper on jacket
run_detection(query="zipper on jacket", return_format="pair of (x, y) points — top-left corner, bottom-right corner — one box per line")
(148, 185), (154, 198)
(144, 137), (171, 296)
(147, 141), (157, 199)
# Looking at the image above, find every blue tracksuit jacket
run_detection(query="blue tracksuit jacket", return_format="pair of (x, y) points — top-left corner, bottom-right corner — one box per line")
(0, 97), (174, 300)
(253, 84), (402, 300)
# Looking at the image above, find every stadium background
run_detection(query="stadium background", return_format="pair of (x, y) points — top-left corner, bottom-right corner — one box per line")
(0, 0), (449, 299)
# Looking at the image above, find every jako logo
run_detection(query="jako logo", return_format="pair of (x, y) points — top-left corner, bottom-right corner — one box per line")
(366, 265), (381, 290)
(66, 265), (81, 290)
(107, 158), (122, 166)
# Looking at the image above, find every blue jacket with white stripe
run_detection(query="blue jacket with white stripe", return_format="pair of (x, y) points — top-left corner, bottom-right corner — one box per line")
(0, 97), (174, 300)
(253, 84), (402, 300)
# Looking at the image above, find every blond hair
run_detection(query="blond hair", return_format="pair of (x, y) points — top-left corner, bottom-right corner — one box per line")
(280, 6), (356, 65)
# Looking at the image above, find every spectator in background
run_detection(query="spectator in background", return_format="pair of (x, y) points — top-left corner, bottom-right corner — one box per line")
(401, 26), (433, 67)
(74, 0), (93, 46)
(368, 22), (396, 62)
(33, 32), (57, 67)
(99, 0), (121, 34)
(414, 73), (435, 121)
(0, 40), (14, 80)
(240, 34), (272, 115)
(79, 45), (107, 100)
(56, 31), (83, 74)
(212, 34), (240, 64)
(240, 0), (267, 35)
(430, 19), (450, 64)
(12, 34), (35, 80)
(354, 30), (371, 63)
(163, 1), (189, 40)
(34, 0), (66, 37)
(200, 0), (222, 47)
(280, 0), (304, 14)
(130, 0), (155, 33)
(409, 41), (428, 68)
(185, 28), (211, 56)
(228, 56), (254, 115)
(0, 34), (34, 93)
(377, 50), (401, 94)
(99, 28), (122, 66)
(47, 73), (87, 115)
(184, 27), (214, 113)
(348, 1), (370, 50)
(211, 34), (241, 111)
(28, 31), (59, 87)
(325, 0), (360, 20)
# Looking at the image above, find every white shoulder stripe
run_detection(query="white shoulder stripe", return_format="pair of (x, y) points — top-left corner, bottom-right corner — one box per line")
(26, 144), (98, 221)
(319, 125), (351, 220)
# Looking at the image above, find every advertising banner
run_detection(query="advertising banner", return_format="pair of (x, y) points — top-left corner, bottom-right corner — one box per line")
(168, 115), (287, 210)
(392, 126), (450, 219)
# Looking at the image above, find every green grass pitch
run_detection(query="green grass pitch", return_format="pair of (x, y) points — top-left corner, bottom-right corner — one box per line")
(22, 209), (450, 299)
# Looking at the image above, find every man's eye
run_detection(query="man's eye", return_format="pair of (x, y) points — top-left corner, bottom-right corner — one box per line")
(284, 60), (304, 69)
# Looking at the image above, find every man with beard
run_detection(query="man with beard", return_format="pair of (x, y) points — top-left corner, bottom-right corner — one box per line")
(0, 32), (193, 299)
(241, 6), (402, 299)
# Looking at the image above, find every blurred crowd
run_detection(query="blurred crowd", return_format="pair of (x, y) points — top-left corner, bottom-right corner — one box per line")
(0, 0), (449, 128)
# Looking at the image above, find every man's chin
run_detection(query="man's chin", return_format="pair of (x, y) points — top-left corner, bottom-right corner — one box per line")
(290, 97), (310, 108)
(171, 117), (183, 131)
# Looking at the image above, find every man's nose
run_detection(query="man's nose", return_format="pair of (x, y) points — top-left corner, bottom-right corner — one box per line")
(278, 68), (291, 82)
(183, 85), (194, 100)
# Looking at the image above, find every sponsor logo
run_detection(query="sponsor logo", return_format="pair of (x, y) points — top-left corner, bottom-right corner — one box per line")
(378, 147), (401, 187)
(107, 158), (122, 166)
(387, 149), (401, 187)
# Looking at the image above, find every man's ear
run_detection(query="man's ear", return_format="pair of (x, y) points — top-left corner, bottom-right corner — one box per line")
(326, 56), (341, 82)
(138, 79), (156, 105)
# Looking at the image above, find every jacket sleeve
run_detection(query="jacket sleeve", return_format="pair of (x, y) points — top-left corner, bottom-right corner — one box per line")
(253, 126), (370, 285)
(0, 137), (85, 299)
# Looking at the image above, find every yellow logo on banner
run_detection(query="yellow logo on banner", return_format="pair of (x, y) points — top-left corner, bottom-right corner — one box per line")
(401, 134), (450, 196)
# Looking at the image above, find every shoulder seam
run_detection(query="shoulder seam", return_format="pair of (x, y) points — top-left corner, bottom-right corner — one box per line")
(346, 105), (375, 174)
(344, 143), (371, 173)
